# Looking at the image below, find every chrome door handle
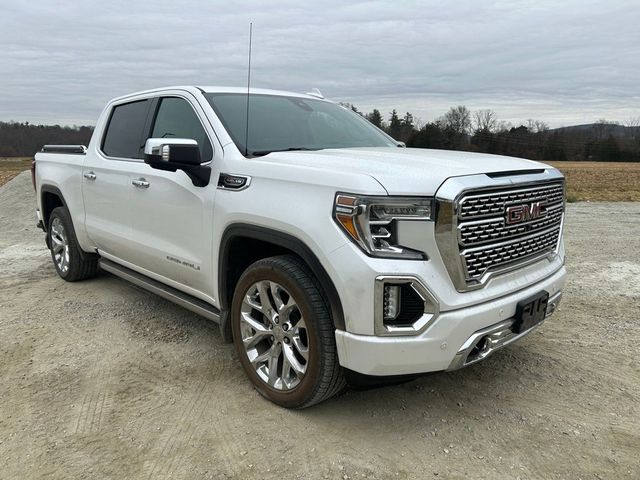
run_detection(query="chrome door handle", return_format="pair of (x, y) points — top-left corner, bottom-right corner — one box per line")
(132, 178), (150, 188)
(83, 171), (96, 181)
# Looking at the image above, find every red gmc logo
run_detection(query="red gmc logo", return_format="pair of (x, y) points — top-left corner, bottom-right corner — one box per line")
(505, 201), (547, 225)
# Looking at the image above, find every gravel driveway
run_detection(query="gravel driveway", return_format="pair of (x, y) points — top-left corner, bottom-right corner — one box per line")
(1, 172), (638, 479)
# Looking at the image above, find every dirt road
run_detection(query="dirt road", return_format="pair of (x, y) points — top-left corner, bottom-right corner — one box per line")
(1, 172), (638, 479)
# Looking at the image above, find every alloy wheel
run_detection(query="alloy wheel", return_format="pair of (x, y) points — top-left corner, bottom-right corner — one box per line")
(50, 217), (70, 274)
(240, 280), (309, 390)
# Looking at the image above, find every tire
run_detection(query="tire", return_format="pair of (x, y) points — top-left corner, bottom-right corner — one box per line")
(231, 255), (345, 408)
(48, 206), (98, 282)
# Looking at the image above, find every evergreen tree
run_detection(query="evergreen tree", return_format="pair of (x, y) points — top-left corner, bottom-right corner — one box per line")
(366, 109), (384, 129)
(388, 109), (402, 139)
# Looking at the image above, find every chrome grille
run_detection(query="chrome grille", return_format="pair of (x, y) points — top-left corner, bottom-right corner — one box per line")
(457, 181), (565, 283)
(459, 183), (564, 219)
(459, 204), (563, 247)
(435, 171), (566, 292)
(464, 227), (561, 278)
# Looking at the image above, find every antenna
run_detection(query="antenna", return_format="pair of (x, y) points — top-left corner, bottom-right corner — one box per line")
(244, 22), (253, 156)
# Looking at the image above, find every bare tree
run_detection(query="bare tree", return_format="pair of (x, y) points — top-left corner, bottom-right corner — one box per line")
(473, 109), (498, 133)
(624, 117), (640, 128)
(525, 119), (549, 133)
(534, 120), (549, 133)
(624, 117), (640, 143)
(496, 120), (512, 133)
(442, 105), (472, 135)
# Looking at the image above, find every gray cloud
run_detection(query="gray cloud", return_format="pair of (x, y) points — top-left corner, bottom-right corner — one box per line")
(1, 0), (638, 127)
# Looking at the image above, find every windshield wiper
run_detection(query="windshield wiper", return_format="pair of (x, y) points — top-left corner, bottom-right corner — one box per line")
(250, 147), (319, 157)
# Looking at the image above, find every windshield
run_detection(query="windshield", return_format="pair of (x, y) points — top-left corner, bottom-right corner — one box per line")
(204, 93), (396, 156)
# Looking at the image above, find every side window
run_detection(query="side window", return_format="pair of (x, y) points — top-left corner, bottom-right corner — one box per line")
(151, 97), (213, 161)
(102, 100), (150, 159)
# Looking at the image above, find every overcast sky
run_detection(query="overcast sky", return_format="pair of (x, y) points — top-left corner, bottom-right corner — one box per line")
(1, 0), (639, 127)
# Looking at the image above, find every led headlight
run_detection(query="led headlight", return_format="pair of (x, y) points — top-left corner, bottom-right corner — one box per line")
(333, 193), (434, 259)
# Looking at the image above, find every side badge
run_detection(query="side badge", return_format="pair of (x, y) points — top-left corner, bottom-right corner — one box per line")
(218, 173), (251, 191)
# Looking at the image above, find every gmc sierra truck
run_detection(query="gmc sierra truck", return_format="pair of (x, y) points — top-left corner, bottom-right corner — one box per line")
(33, 86), (566, 408)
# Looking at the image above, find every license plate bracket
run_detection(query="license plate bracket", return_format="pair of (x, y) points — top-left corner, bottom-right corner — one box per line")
(513, 291), (549, 334)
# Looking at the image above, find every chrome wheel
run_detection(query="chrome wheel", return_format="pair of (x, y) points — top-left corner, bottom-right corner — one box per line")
(50, 217), (70, 274)
(240, 280), (309, 390)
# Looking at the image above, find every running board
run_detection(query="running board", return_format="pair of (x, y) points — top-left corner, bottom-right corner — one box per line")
(98, 258), (221, 323)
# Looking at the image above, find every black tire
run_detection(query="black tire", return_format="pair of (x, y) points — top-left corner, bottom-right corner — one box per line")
(48, 206), (98, 282)
(231, 255), (345, 408)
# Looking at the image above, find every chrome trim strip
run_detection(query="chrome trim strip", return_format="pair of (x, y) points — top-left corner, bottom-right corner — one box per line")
(374, 275), (440, 336)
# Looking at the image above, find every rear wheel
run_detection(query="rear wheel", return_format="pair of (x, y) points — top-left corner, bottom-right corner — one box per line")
(231, 255), (345, 408)
(48, 206), (98, 282)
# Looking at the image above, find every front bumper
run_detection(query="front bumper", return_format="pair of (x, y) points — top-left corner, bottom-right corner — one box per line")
(334, 265), (566, 376)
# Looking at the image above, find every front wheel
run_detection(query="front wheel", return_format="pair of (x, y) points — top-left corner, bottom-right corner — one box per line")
(231, 255), (345, 408)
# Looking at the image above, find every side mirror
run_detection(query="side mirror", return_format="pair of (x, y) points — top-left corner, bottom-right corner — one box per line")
(144, 138), (211, 187)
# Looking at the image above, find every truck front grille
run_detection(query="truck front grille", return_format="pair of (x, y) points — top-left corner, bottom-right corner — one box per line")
(435, 174), (566, 292)
(457, 182), (565, 283)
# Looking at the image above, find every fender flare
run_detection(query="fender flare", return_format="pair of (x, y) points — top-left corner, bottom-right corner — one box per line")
(218, 223), (346, 340)
(40, 184), (69, 231)
(39, 184), (94, 259)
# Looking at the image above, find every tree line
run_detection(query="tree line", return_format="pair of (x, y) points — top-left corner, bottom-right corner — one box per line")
(2, 108), (639, 161)
(0, 121), (93, 157)
(347, 104), (640, 162)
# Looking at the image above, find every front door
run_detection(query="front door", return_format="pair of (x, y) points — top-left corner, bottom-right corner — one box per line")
(124, 95), (216, 296)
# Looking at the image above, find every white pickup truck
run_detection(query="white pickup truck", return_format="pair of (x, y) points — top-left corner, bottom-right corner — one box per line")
(33, 86), (566, 408)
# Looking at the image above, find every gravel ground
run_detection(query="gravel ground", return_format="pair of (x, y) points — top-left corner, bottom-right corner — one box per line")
(1, 172), (639, 479)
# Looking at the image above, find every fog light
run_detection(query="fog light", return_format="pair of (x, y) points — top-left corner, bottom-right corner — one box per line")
(383, 285), (400, 320)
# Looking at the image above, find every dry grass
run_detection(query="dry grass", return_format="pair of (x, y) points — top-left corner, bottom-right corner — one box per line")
(1, 157), (638, 202)
(548, 161), (640, 202)
(0, 157), (32, 187)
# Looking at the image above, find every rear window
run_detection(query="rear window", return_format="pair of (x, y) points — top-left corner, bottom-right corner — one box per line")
(102, 100), (150, 159)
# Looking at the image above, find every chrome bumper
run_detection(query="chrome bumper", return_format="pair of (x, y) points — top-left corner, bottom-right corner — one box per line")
(446, 291), (562, 371)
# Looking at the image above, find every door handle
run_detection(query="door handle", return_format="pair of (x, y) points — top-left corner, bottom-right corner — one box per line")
(132, 178), (150, 188)
(83, 171), (96, 181)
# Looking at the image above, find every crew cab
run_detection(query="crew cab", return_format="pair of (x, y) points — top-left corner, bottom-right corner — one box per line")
(33, 86), (566, 407)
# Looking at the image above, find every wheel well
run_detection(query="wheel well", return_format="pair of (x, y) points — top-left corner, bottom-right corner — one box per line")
(41, 191), (64, 229)
(218, 225), (346, 341)
(222, 236), (290, 309)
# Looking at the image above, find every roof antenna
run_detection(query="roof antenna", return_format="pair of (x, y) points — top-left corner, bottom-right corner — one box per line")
(244, 22), (253, 156)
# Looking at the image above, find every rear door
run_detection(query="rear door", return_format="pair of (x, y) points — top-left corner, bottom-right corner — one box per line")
(123, 95), (216, 295)
(82, 99), (152, 255)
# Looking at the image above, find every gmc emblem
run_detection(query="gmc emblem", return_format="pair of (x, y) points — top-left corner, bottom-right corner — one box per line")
(505, 201), (547, 225)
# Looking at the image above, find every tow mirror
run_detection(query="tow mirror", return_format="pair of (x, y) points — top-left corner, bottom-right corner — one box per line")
(144, 138), (211, 187)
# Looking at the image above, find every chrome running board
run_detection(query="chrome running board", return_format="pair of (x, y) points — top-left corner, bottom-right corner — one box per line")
(99, 258), (221, 323)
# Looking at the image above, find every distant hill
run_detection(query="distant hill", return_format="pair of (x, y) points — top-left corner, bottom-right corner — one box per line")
(551, 123), (640, 138)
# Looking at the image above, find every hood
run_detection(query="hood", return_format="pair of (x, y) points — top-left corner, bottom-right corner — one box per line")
(257, 147), (550, 195)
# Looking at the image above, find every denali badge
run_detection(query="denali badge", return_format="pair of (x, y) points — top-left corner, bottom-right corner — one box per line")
(505, 201), (547, 225)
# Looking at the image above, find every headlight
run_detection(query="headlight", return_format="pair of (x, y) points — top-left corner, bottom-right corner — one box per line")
(333, 193), (433, 259)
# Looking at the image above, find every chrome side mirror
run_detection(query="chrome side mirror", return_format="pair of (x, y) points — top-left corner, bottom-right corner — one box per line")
(144, 138), (201, 166)
(143, 138), (210, 187)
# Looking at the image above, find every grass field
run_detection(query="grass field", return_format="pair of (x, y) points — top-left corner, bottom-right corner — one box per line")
(1, 157), (639, 201)
(548, 161), (640, 202)
(0, 157), (32, 187)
